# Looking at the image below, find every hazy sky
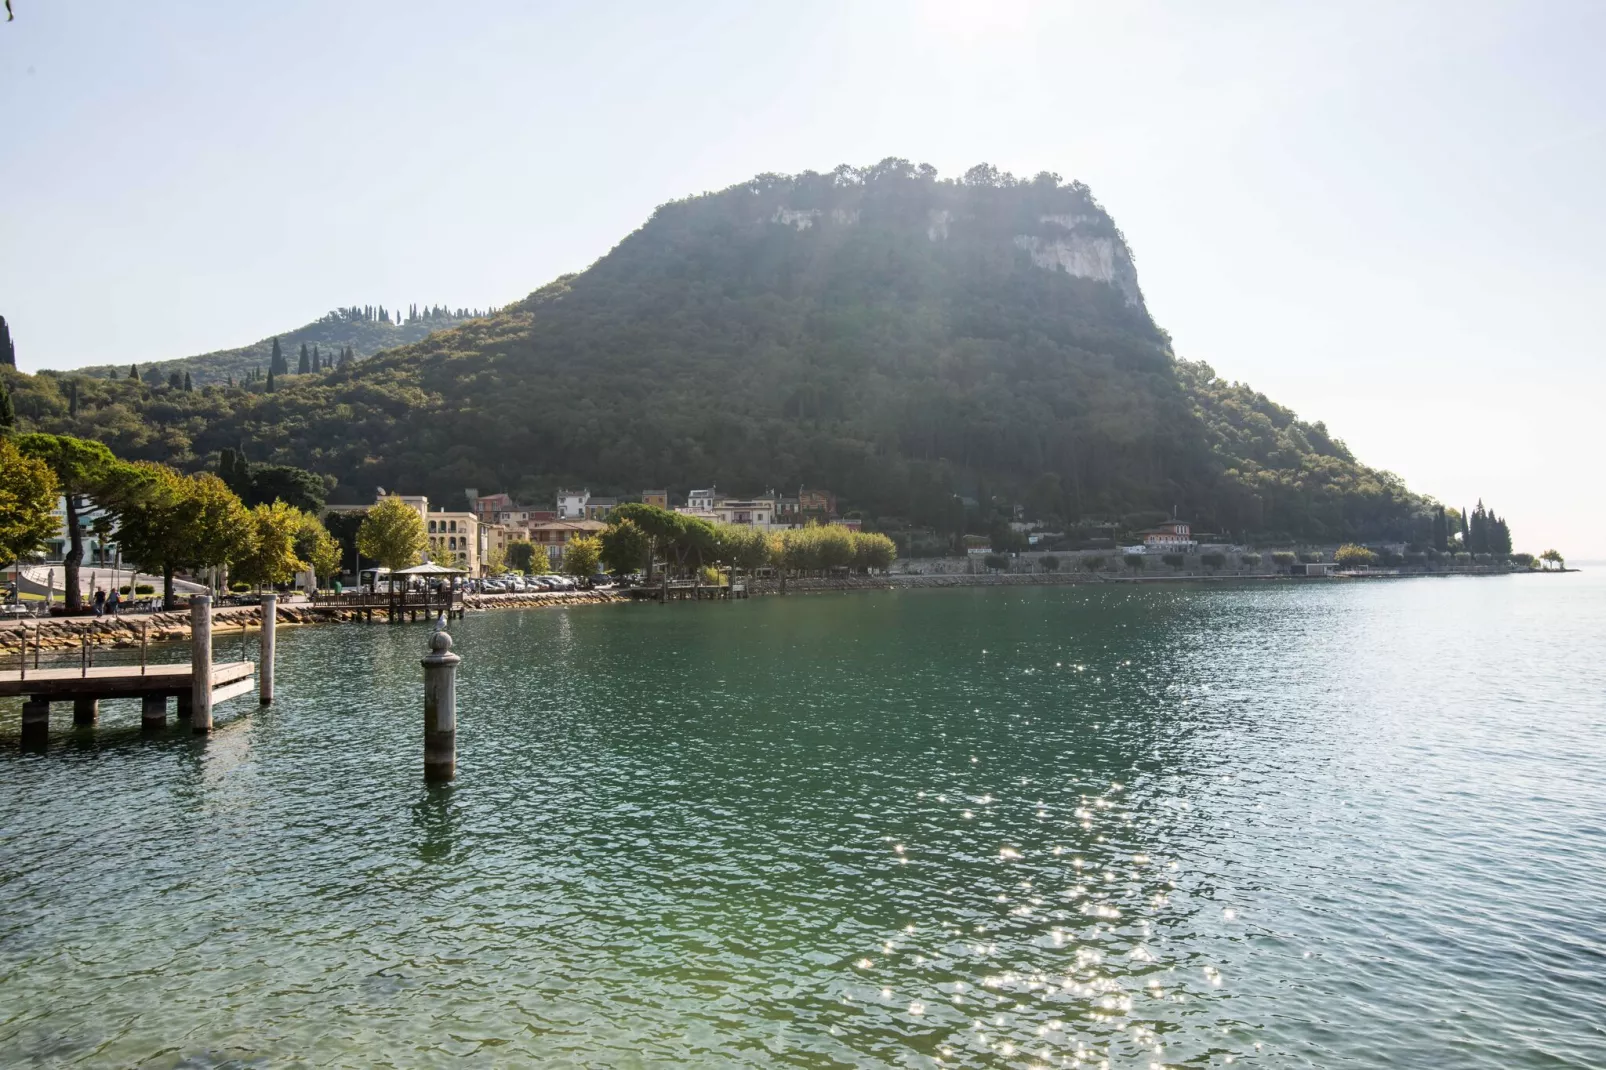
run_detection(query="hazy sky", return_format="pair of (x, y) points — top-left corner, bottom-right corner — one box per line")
(3, 1), (1603, 556)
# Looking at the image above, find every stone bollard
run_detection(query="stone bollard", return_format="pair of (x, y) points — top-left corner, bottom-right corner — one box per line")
(190, 595), (213, 733)
(260, 593), (276, 705)
(421, 626), (461, 782)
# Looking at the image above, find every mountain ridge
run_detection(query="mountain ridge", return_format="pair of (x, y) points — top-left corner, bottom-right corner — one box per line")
(68, 304), (488, 386)
(3, 159), (1435, 545)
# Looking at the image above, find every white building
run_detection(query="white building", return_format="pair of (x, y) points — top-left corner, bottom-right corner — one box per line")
(713, 496), (777, 529)
(556, 488), (590, 519)
(686, 487), (717, 513)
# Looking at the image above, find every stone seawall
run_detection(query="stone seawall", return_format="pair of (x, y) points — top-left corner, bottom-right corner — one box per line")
(746, 566), (1516, 596)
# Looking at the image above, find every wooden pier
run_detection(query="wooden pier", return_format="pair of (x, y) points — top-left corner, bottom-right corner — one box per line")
(306, 590), (467, 622)
(627, 581), (749, 603)
(1, 662), (255, 739)
(5, 594), (266, 744)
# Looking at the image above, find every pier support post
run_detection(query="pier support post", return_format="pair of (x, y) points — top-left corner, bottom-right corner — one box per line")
(422, 628), (461, 782)
(190, 595), (213, 733)
(21, 698), (49, 745)
(141, 693), (167, 731)
(260, 593), (276, 705)
(72, 697), (99, 727)
(175, 690), (192, 723)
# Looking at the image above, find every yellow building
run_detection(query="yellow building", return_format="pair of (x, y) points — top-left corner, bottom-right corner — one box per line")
(425, 509), (482, 574)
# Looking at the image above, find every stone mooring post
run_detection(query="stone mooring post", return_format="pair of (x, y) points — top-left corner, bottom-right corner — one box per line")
(422, 626), (461, 781)
(190, 595), (213, 733)
(260, 592), (276, 705)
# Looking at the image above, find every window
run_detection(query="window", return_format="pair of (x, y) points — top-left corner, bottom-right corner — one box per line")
(429, 520), (437, 533)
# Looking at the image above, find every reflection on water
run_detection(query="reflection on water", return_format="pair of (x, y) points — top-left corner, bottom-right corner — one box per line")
(2, 576), (1605, 1067)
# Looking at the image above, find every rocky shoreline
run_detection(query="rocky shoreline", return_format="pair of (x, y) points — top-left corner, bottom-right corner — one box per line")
(0, 590), (624, 654)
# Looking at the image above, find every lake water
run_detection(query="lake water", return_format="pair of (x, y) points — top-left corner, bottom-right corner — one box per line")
(2, 575), (1604, 1068)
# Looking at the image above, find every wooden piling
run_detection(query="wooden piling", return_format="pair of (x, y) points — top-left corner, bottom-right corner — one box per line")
(72, 696), (98, 727)
(21, 698), (48, 745)
(259, 592), (276, 705)
(421, 628), (460, 782)
(190, 595), (213, 733)
(141, 693), (166, 731)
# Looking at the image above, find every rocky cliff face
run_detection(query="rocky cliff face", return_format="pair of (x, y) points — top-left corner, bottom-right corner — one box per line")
(1011, 218), (1143, 308)
(741, 169), (1144, 310)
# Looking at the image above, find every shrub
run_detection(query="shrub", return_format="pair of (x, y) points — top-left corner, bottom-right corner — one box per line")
(1082, 555), (1105, 572)
(983, 553), (1009, 573)
(1298, 552), (1321, 564)
(1333, 543), (1376, 568)
(1240, 553), (1261, 567)
(230, 581), (250, 592)
(1124, 554), (1144, 570)
(1403, 552), (1426, 566)
(699, 565), (723, 586)
(1040, 555), (1060, 572)
(1454, 551), (1472, 564)
(1200, 552), (1226, 569)
(1510, 552), (1535, 568)
(1473, 552), (1492, 564)
(1272, 551), (1297, 566)
(1162, 553), (1185, 569)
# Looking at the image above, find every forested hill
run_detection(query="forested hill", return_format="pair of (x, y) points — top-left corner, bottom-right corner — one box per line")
(70, 304), (487, 386)
(4, 160), (1434, 544)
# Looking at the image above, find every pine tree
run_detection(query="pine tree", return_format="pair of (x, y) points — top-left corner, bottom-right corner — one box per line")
(183, 371), (193, 392)
(1469, 499), (1489, 554)
(298, 342), (310, 374)
(0, 376), (14, 428)
(0, 314), (15, 367)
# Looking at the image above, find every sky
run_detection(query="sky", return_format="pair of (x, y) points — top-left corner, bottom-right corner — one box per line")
(3, 0), (1603, 556)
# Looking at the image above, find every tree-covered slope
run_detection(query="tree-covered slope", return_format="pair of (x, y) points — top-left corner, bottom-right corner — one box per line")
(5, 160), (1434, 543)
(69, 305), (486, 386)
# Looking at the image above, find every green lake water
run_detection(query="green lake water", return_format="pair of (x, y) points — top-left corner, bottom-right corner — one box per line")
(2, 576), (1604, 1067)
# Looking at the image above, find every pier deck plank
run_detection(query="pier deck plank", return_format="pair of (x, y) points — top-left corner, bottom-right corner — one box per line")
(0, 661), (253, 699)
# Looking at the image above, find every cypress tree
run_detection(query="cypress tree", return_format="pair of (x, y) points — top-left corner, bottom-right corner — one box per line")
(183, 371), (193, 392)
(67, 378), (79, 416)
(0, 376), (14, 428)
(0, 313), (15, 367)
(269, 337), (288, 376)
(298, 342), (310, 374)
(129, 363), (139, 380)
(312, 344), (321, 370)
(266, 365), (276, 392)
